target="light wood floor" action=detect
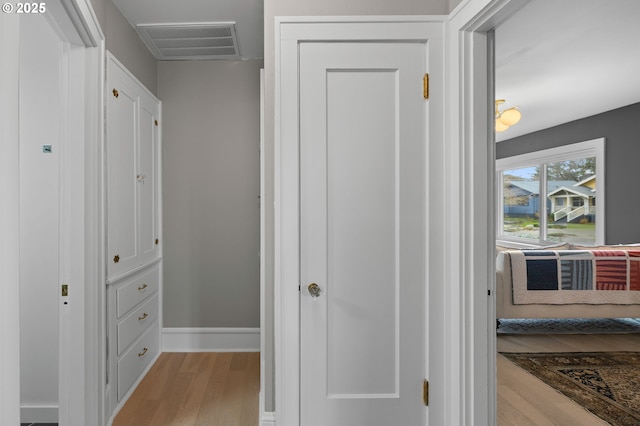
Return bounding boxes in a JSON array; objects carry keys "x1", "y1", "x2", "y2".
[
  {"x1": 497, "y1": 333, "x2": 640, "y2": 425},
  {"x1": 111, "y1": 337, "x2": 640, "y2": 426},
  {"x1": 112, "y1": 352, "x2": 259, "y2": 426}
]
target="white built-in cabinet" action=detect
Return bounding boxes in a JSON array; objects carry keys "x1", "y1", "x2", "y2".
[{"x1": 105, "y1": 52, "x2": 162, "y2": 419}]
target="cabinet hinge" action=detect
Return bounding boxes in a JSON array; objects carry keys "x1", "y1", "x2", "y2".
[
  {"x1": 155, "y1": 238, "x2": 159, "y2": 245},
  {"x1": 61, "y1": 284, "x2": 68, "y2": 297},
  {"x1": 423, "y1": 379, "x2": 429, "y2": 406},
  {"x1": 112, "y1": 88, "x2": 119, "y2": 98},
  {"x1": 423, "y1": 74, "x2": 429, "y2": 100},
  {"x1": 154, "y1": 120, "x2": 158, "y2": 126}
]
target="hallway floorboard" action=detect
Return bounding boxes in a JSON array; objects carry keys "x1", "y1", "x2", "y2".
[{"x1": 112, "y1": 352, "x2": 259, "y2": 426}]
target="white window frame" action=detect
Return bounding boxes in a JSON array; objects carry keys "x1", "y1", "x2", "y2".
[{"x1": 496, "y1": 138, "x2": 605, "y2": 246}]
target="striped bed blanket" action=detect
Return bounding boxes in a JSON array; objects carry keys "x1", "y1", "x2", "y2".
[{"x1": 509, "y1": 250, "x2": 640, "y2": 305}]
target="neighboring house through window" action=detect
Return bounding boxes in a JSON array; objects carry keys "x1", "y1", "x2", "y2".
[{"x1": 496, "y1": 138, "x2": 605, "y2": 246}]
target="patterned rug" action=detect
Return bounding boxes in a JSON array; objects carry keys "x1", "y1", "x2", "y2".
[
  {"x1": 501, "y1": 352, "x2": 640, "y2": 425},
  {"x1": 497, "y1": 317, "x2": 640, "y2": 335}
]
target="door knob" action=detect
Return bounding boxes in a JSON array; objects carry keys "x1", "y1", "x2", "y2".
[{"x1": 308, "y1": 283, "x2": 322, "y2": 298}]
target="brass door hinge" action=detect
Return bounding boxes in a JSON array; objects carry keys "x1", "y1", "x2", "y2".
[
  {"x1": 154, "y1": 120, "x2": 158, "y2": 126},
  {"x1": 423, "y1": 379, "x2": 429, "y2": 406},
  {"x1": 112, "y1": 88, "x2": 119, "y2": 98},
  {"x1": 423, "y1": 74, "x2": 429, "y2": 100}
]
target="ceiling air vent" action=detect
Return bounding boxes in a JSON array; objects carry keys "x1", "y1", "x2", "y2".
[{"x1": 136, "y1": 22, "x2": 240, "y2": 60}]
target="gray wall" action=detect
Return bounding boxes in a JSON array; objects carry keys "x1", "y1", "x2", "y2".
[
  {"x1": 497, "y1": 102, "x2": 640, "y2": 244},
  {"x1": 89, "y1": 0, "x2": 106, "y2": 32},
  {"x1": 159, "y1": 59, "x2": 262, "y2": 328},
  {"x1": 89, "y1": 0, "x2": 158, "y2": 94}
]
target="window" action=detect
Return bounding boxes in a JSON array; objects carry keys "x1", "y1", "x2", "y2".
[{"x1": 496, "y1": 138, "x2": 605, "y2": 246}]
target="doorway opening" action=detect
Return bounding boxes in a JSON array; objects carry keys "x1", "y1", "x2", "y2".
[
  {"x1": 491, "y1": 0, "x2": 640, "y2": 423},
  {"x1": 1, "y1": 3, "x2": 104, "y2": 424}
]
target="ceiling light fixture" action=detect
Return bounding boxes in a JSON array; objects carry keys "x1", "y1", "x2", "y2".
[{"x1": 495, "y1": 99, "x2": 521, "y2": 132}]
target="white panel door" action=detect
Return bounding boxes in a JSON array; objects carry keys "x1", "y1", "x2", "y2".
[{"x1": 300, "y1": 42, "x2": 428, "y2": 426}]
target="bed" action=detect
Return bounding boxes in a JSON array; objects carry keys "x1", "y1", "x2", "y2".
[{"x1": 496, "y1": 247, "x2": 640, "y2": 320}]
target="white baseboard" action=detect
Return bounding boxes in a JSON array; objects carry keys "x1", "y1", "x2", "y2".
[
  {"x1": 162, "y1": 327, "x2": 260, "y2": 352},
  {"x1": 261, "y1": 411, "x2": 276, "y2": 426},
  {"x1": 21, "y1": 405, "x2": 58, "y2": 423}
]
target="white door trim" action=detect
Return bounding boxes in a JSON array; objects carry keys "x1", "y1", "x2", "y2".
[
  {"x1": 49, "y1": 5, "x2": 106, "y2": 423},
  {"x1": 259, "y1": 67, "x2": 270, "y2": 422},
  {"x1": 0, "y1": 2, "x2": 105, "y2": 425},
  {"x1": 275, "y1": 16, "x2": 445, "y2": 426},
  {"x1": 447, "y1": 0, "x2": 529, "y2": 424}
]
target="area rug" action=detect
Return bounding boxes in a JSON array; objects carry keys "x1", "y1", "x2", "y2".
[
  {"x1": 497, "y1": 317, "x2": 640, "y2": 335},
  {"x1": 501, "y1": 352, "x2": 640, "y2": 425}
]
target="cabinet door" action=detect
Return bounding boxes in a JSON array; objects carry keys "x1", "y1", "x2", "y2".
[
  {"x1": 138, "y1": 93, "x2": 160, "y2": 265},
  {"x1": 107, "y1": 63, "x2": 139, "y2": 277},
  {"x1": 107, "y1": 56, "x2": 161, "y2": 279}
]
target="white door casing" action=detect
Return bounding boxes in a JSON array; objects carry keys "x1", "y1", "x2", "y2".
[
  {"x1": 446, "y1": 0, "x2": 529, "y2": 423},
  {"x1": 276, "y1": 17, "x2": 444, "y2": 425}
]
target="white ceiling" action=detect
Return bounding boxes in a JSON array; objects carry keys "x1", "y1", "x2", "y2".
[
  {"x1": 495, "y1": 0, "x2": 640, "y2": 142},
  {"x1": 112, "y1": 0, "x2": 639, "y2": 139},
  {"x1": 111, "y1": 0, "x2": 264, "y2": 60}
]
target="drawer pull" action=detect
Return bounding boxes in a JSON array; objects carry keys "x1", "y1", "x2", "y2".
[
  {"x1": 138, "y1": 347, "x2": 148, "y2": 357},
  {"x1": 138, "y1": 312, "x2": 149, "y2": 321},
  {"x1": 138, "y1": 283, "x2": 148, "y2": 291}
]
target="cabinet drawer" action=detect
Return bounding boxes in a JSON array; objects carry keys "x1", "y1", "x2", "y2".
[
  {"x1": 117, "y1": 294, "x2": 159, "y2": 356},
  {"x1": 116, "y1": 266, "x2": 159, "y2": 317},
  {"x1": 117, "y1": 323, "x2": 159, "y2": 401}
]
